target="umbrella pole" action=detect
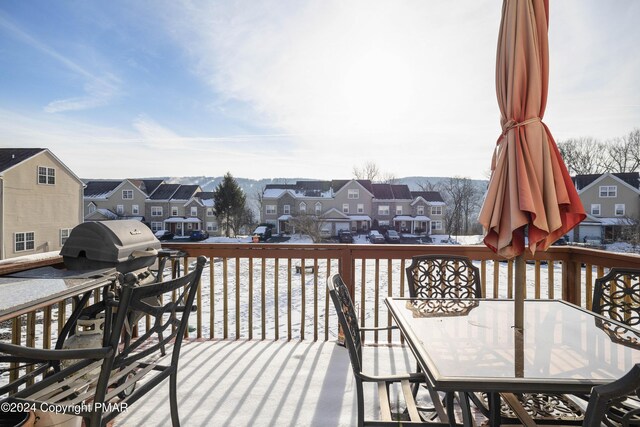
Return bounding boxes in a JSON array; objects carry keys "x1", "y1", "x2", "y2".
[{"x1": 514, "y1": 254, "x2": 525, "y2": 331}]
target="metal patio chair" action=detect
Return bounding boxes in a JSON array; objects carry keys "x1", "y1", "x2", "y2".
[
  {"x1": 590, "y1": 268, "x2": 640, "y2": 425},
  {"x1": 327, "y1": 273, "x2": 449, "y2": 426},
  {"x1": 0, "y1": 256, "x2": 206, "y2": 427},
  {"x1": 502, "y1": 364, "x2": 640, "y2": 426}
]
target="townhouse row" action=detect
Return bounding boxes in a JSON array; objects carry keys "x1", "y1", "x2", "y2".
[{"x1": 260, "y1": 179, "x2": 447, "y2": 236}]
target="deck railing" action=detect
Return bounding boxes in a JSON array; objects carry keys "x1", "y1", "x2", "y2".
[{"x1": 2, "y1": 243, "x2": 639, "y2": 357}]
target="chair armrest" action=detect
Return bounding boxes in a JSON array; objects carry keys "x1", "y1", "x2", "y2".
[
  {"x1": 358, "y1": 370, "x2": 425, "y2": 383},
  {"x1": 0, "y1": 342, "x2": 112, "y2": 361}
]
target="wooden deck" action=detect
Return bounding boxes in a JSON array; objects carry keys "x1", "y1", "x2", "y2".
[{"x1": 115, "y1": 339, "x2": 467, "y2": 426}]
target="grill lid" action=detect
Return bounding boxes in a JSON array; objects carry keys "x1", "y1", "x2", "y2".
[{"x1": 60, "y1": 220, "x2": 161, "y2": 269}]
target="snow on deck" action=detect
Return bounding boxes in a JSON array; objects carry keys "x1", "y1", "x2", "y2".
[{"x1": 114, "y1": 340, "x2": 472, "y2": 426}]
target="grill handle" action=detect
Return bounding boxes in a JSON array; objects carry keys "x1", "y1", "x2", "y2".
[{"x1": 130, "y1": 248, "x2": 159, "y2": 259}]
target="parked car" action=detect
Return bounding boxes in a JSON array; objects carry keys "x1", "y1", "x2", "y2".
[
  {"x1": 384, "y1": 230, "x2": 401, "y2": 243},
  {"x1": 338, "y1": 230, "x2": 354, "y2": 243},
  {"x1": 419, "y1": 236, "x2": 433, "y2": 244},
  {"x1": 253, "y1": 225, "x2": 272, "y2": 242},
  {"x1": 189, "y1": 230, "x2": 209, "y2": 241},
  {"x1": 367, "y1": 230, "x2": 385, "y2": 244},
  {"x1": 154, "y1": 230, "x2": 174, "y2": 241}
]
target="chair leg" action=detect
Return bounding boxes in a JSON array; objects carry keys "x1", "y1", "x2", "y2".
[{"x1": 170, "y1": 370, "x2": 180, "y2": 427}]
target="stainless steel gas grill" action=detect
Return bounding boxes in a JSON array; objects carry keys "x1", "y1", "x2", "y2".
[{"x1": 60, "y1": 220, "x2": 162, "y2": 286}]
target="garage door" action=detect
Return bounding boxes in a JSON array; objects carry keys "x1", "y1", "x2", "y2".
[{"x1": 334, "y1": 222, "x2": 350, "y2": 235}]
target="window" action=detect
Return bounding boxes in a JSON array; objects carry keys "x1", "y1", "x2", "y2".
[
  {"x1": 348, "y1": 189, "x2": 359, "y2": 199},
  {"x1": 151, "y1": 206, "x2": 163, "y2": 216},
  {"x1": 206, "y1": 222, "x2": 218, "y2": 231},
  {"x1": 591, "y1": 204, "x2": 601, "y2": 216},
  {"x1": 132, "y1": 205, "x2": 139, "y2": 215},
  {"x1": 299, "y1": 202, "x2": 307, "y2": 213},
  {"x1": 190, "y1": 206, "x2": 198, "y2": 216},
  {"x1": 15, "y1": 232, "x2": 35, "y2": 252},
  {"x1": 151, "y1": 222, "x2": 163, "y2": 232},
  {"x1": 283, "y1": 204, "x2": 291, "y2": 215},
  {"x1": 396, "y1": 206, "x2": 402, "y2": 215},
  {"x1": 315, "y1": 202, "x2": 322, "y2": 214},
  {"x1": 357, "y1": 204, "x2": 364, "y2": 214},
  {"x1": 266, "y1": 205, "x2": 276, "y2": 215},
  {"x1": 88, "y1": 204, "x2": 96, "y2": 214},
  {"x1": 60, "y1": 228, "x2": 71, "y2": 246},
  {"x1": 206, "y1": 208, "x2": 214, "y2": 217},
  {"x1": 431, "y1": 220, "x2": 443, "y2": 231},
  {"x1": 417, "y1": 206, "x2": 425, "y2": 216},
  {"x1": 343, "y1": 204, "x2": 349, "y2": 214},
  {"x1": 171, "y1": 206, "x2": 179, "y2": 216},
  {"x1": 38, "y1": 166, "x2": 55, "y2": 185},
  {"x1": 615, "y1": 204, "x2": 625, "y2": 216},
  {"x1": 378, "y1": 205, "x2": 389, "y2": 216},
  {"x1": 122, "y1": 189, "x2": 133, "y2": 200},
  {"x1": 378, "y1": 220, "x2": 389, "y2": 227},
  {"x1": 431, "y1": 206, "x2": 443, "y2": 215},
  {"x1": 116, "y1": 205, "x2": 124, "y2": 215},
  {"x1": 599, "y1": 185, "x2": 617, "y2": 198}
]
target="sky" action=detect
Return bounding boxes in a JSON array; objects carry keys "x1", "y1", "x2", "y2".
[{"x1": 0, "y1": 1, "x2": 638, "y2": 181}]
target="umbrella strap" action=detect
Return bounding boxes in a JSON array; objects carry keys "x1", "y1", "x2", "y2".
[{"x1": 491, "y1": 117, "x2": 542, "y2": 170}]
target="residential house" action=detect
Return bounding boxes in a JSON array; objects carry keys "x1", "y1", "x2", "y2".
[
  {"x1": 84, "y1": 179, "x2": 163, "y2": 221},
  {"x1": 184, "y1": 192, "x2": 220, "y2": 236},
  {"x1": 261, "y1": 179, "x2": 447, "y2": 236},
  {"x1": 146, "y1": 184, "x2": 202, "y2": 236},
  {"x1": 0, "y1": 148, "x2": 83, "y2": 260},
  {"x1": 410, "y1": 191, "x2": 446, "y2": 234},
  {"x1": 572, "y1": 172, "x2": 640, "y2": 243}
]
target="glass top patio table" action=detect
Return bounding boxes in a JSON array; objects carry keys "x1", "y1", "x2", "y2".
[{"x1": 385, "y1": 298, "x2": 640, "y2": 394}]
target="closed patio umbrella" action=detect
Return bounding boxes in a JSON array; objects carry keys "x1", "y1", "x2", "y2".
[{"x1": 478, "y1": 0, "x2": 586, "y2": 330}]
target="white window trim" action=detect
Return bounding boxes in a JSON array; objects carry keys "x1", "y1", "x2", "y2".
[
  {"x1": 299, "y1": 202, "x2": 307, "y2": 213},
  {"x1": 132, "y1": 205, "x2": 139, "y2": 215},
  {"x1": 122, "y1": 189, "x2": 134, "y2": 200},
  {"x1": 591, "y1": 204, "x2": 601, "y2": 216},
  {"x1": 431, "y1": 206, "x2": 442, "y2": 215},
  {"x1": 60, "y1": 228, "x2": 72, "y2": 246},
  {"x1": 284, "y1": 205, "x2": 291, "y2": 215},
  {"x1": 315, "y1": 202, "x2": 322, "y2": 214},
  {"x1": 266, "y1": 205, "x2": 277, "y2": 215},
  {"x1": 417, "y1": 206, "x2": 425, "y2": 215},
  {"x1": 206, "y1": 208, "x2": 215, "y2": 217},
  {"x1": 190, "y1": 206, "x2": 198, "y2": 216},
  {"x1": 151, "y1": 222, "x2": 163, "y2": 232},
  {"x1": 15, "y1": 231, "x2": 35, "y2": 252},
  {"x1": 342, "y1": 204, "x2": 349, "y2": 214},
  {"x1": 37, "y1": 166, "x2": 55, "y2": 185},
  {"x1": 116, "y1": 205, "x2": 124, "y2": 215},
  {"x1": 395, "y1": 206, "x2": 402, "y2": 215},
  {"x1": 348, "y1": 189, "x2": 359, "y2": 199},
  {"x1": 171, "y1": 206, "x2": 179, "y2": 216},
  {"x1": 378, "y1": 205, "x2": 390, "y2": 216},
  {"x1": 615, "y1": 204, "x2": 625, "y2": 216},
  {"x1": 151, "y1": 206, "x2": 163, "y2": 217},
  {"x1": 431, "y1": 220, "x2": 443, "y2": 231},
  {"x1": 599, "y1": 185, "x2": 617, "y2": 198}
]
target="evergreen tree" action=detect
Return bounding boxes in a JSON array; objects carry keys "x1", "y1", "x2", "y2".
[{"x1": 213, "y1": 172, "x2": 246, "y2": 237}]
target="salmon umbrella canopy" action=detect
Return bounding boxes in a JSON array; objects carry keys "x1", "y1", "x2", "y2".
[
  {"x1": 479, "y1": 0, "x2": 586, "y2": 331},
  {"x1": 479, "y1": 0, "x2": 585, "y2": 260}
]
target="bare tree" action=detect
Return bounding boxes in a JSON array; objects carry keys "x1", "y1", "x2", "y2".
[
  {"x1": 254, "y1": 186, "x2": 265, "y2": 222},
  {"x1": 380, "y1": 172, "x2": 398, "y2": 184},
  {"x1": 289, "y1": 214, "x2": 328, "y2": 243},
  {"x1": 557, "y1": 137, "x2": 610, "y2": 175},
  {"x1": 352, "y1": 161, "x2": 380, "y2": 181},
  {"x1": 440, "y1": 177, "x2": 481, "y2": 236},
  {"x1": 416, "y1": 180, "x2": 438, "y2": 192},
  {"x1": 608, "y1": 129, "x2": 640, "y2": 173}
]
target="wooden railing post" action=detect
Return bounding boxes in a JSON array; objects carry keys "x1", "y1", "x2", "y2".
[
  {"x1": 337, "y1": 246, "x2": 355, "y2": 345},
  {"x1": 562, "y1": 255, "x2": 581, "y2": 305}
]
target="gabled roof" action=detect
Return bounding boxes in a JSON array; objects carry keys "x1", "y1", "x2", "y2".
[
  {"x1": 172, "y1": 185, "x2": 200, "y2": 200},
  {"x1": 84, "y1": 180, "x2": 123, "y2": 198},
  {"x1": 574, "y1": 172, "x2": 640, "y2": 195},
  {"x1": 0, "y1": 148, "x2": 46, "y2": 173},
  {"x1": 573, "y1": 172, "x2": 639, "y2": 191},
  {"x1": 129, "y1": 179, "x2": 164, "y2": 196},
  {"x1": 331, "y1": 179, "x2": 373, "y2": 194},
  {"x1": 371, "y1": 183, "x2": 412, "y2": 200},
  {"x1": 411, "y1": 191, "x2": 445, "y2": 203},
  {"x1": 149, "y1": 183, "x2": 181, "y2": 200}
]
